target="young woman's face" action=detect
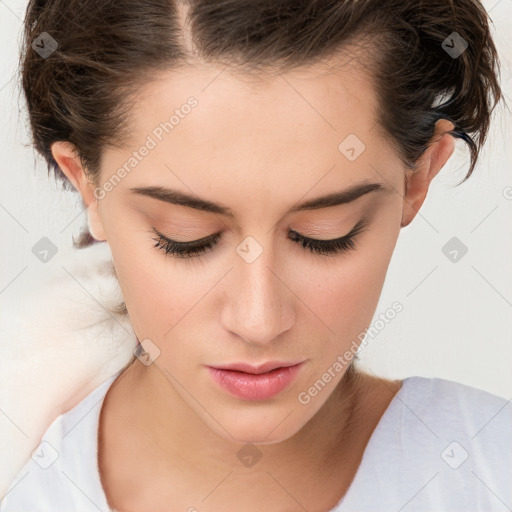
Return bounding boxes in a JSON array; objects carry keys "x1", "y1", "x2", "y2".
[{"x1": 95, "y1": 60, "x2": 407, "y2": 443}]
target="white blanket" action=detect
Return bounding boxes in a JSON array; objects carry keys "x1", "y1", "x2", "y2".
[{"x1": 0, "y1": 242, "x2": 137, "y2": 498}]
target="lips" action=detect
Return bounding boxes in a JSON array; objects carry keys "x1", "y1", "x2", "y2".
[
  {"x1": 207, "y1": 362, "x2": 305, "y2": 401},
  {"x1": 209, "y1": 360, "x2": 303, "y2": 375}
]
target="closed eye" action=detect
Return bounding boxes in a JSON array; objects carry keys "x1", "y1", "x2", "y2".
[{"x1": 150, "y1": 217, "x2": 368, "y2": 259}]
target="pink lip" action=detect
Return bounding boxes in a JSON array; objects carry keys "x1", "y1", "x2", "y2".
[
  {"x1": 210, "y1": 360, "x2": 303, "y2": 374},
  {"x1": 206, "y1": 361, "x2": 305, "y2": 401}
]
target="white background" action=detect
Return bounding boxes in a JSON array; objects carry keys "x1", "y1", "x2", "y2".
[{"x1": 1, "y1": 0, "x2": 511, "y2": 398}]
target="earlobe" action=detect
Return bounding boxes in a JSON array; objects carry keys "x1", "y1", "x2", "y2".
[
  {"x1": 87, "y1": 199, "x2": 107, "y2": 241},
  {"x1": 400, "y1": 167, "x2": 429, "y2": 228}
]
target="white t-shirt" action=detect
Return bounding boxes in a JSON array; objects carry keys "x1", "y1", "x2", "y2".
[{"x1": 1, "y1": 371, "x2": 511, "y2": 512}]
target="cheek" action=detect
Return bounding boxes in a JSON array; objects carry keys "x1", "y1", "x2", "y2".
[
  {"x1": 100, "y1": 217, "x2": 184, "y2": 340},
  {"x1": 106, "y1": 224, "x2": 224, "y2": 351},
  {"x1": 292, "y1": 225, "x2": 398, "y2": 345}
]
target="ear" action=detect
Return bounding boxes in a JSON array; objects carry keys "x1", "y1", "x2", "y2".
[
  {"x1": 50, "y1": 141, "x2": 107, "y2": 241},
  {"x1": 401, "y1": 119, "x2": 455, "y2": 228}
]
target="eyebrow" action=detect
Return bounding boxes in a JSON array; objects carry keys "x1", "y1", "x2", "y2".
[{"x1": 128, "y1": 181, "x2": 390, "y2": 217}]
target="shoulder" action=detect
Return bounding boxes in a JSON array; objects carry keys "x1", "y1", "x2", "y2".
[
  {"x1": 340, "y1": 374, "x2": 512, "y2": 511},
  {"x1": 353, "y1": 371, "x2": 511, "y2": 445},
  {"x1": 0, "y1": 371, "x2": 121, "y2": 512},
  {"x1": 400, "y1": 375, "x2": 511, "y2": 438},
  {"x1": 390, "y1": 376, "x2": 511, "y2": 509},
  {"x1": 392, "y1": 375, "x2": 512, "y2": 468}
]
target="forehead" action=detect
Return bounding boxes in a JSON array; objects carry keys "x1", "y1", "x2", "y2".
[
  {"x1": 103, "y1": 55, "x2": 399, "y2": 217},
  {"x1": 127, "y1": 54, "x2": 380, "y2": 146}
]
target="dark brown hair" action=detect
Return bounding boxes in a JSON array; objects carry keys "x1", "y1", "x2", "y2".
[{"x1": 19, "y1": 0, "x2": 505, "y2": 252}]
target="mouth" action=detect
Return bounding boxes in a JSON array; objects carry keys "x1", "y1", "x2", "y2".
[
  {"x1": 208, "y1": 360, "x2": 304, "y2": 375},
  {"x1": 206, "y1": 361, "x2": 305, "y2": 401}
]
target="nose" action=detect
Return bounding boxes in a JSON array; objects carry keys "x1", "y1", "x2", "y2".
[{"x1": 220, "y1": 247, "x2": 295, "y2": 346}]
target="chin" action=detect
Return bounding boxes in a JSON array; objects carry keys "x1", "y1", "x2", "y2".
[{"x1": 203, "y1": 409, "x2": 307, "y2": 446}]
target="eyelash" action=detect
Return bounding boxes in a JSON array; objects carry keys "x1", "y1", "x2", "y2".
[{"x1": 150, "y1": 218, "x2": 368, "y2": 260}]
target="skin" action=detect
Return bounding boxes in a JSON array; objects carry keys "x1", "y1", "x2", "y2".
[{"x1": 51, "y1": 55, "x2": 455, "y2": 511}]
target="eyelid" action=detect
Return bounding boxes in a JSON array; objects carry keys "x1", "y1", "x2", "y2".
[
  {"x1": 154, "y1": 217, "x2": 367, "y2": 245},
  {"x1": 290, "y1": 218, "x2": 358, "y2": 238},
  {"x1": 151, "y1": 227, "x2": 219, "y2": 244},
  {"x1": 290, "y1": 228, "x2": 350, "y2": 242},
  {"x1": 296, "y1": 216, "x2": 367, "y2": 237}
]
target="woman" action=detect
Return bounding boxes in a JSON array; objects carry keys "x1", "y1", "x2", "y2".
[{"x1": 2, "y1": 0, "x2": 509, "y2": 511}]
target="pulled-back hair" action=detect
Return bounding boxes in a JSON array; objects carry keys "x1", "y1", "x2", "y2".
[{"x1": 19, "y1": 0, "x2": 504, "y2": 253}]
